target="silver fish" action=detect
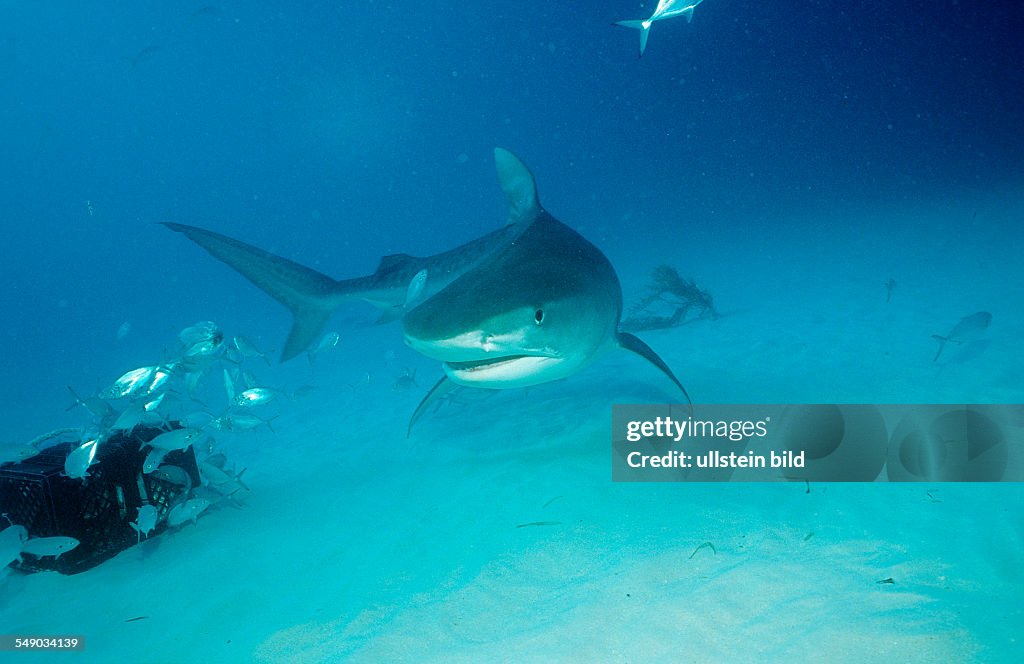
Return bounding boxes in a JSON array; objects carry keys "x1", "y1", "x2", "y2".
[
  {"x1": 101, "y1": 364, "x2": 175, "y2": 400},
  {"x1": 148, "y1": 428, "x2": 206, "y2": 451},
  {"x1": 0, "y1": 525, "x2": 28, "y2": 566},
  {"x1": 184, "y1": 336, "x2": 224, "y2": 357},
  {"x1": 66, "y1": 386, "x2": 115, "y2": 421},
  {"x1": 179, "y1": 321, "x2": 224, "y2": 357},
  {"x1": 143, "y1": 393, "x2": 166, "y2": 412},
  {"x1": 143, "y1": 446, "x2": 170, "y2": 474},
  {"x1": 145, "y1": 364, "x2": 175, "y2": 394},
  {"x1": 102, "y1": 366, "x2": 157, "y2": 399},
  {"x1": 306, "y1": 331, "x2": 340, "y2": 364},
  {"x1": 204, "y1": 452, "x2": 228, "y2": 469},
  {"x1": 64, "y1": 439, "x2": 99, "y2": 480},
  {"x1": 233, "y1": 387, "x2": 284, "y2": 408},
  {"x1": 180, "y1": 410, "x2": 215, "y2": 430},
  {"x1": 130, "y1": 505, "x2": 159, "y2": 542},
  {"x1": 21, "y1": 536, "x2": 80, "y2": 558},
  {"x1": 109, "y1": 403, "x2": 148, "y2": 432},
  {"x1": 209, "y1": 413, "x2": 272, "y2": 432},
  {"x1": 184, "y1": 369, "x2": 205, "y2": 401},
  {"x1": 233, "y1": 335, "x2": 271, "y2": 365},
  {"x1": 189, "y1": 485, "x2": 227, "y2": 504},
  {"x1": 150, "y1": 465, "x2": 192, "y2": 490},
  {"x1": 199, "y1": 461, "x2": 249, "y2": 491},
  {"x1": 932, "y1": 311, "x2": 992, "y2": 361},
  {"x1": 167, "y1": 498, "x2": 211, "y2": 527}
]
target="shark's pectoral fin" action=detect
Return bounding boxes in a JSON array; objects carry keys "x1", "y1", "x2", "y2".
[
  {"x1": 494, "y1": 148, "x2": 541, "y2": 226},
  {"x1": 163, "y1": 222, "x2": 343, "y2": 362},
  {"x1": 617, "y1": 332, "x2": 692, "y2": 410},
  {"x1": 408, "y1": 375, "x2": 460, "y2": 436}
]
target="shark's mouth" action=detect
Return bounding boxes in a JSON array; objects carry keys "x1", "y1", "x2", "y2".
[
  {"x1": 442, "y1": 354, "x2": 565, "y2": 388},
  {"x1": 444, "y1": 355, "x2": 534, "y2": 372}
]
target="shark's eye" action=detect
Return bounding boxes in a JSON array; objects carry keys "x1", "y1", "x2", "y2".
[{"x1": 534, "y1": 309, "x2": 545, "y2": 325}]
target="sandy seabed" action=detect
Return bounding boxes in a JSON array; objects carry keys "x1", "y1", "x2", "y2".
[{"x1": 2, "y1": 193, "x2": 1022, "y2": 663}]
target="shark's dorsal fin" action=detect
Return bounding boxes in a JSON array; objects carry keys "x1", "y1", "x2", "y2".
[
  {"x1": 617, "y1": 332, "x2": 693, "y2": 414},
  {"x1": 494, "y1": 147, "x2": 541, "y2": 226},
  {"x1": 408, "y1": 374, "x2": 460, "y2": 436}
]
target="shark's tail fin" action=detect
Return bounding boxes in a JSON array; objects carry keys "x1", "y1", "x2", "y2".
[
  {"x1": 614, "y1": 19, "x2": 652, "y2": 57},
  {"x1": 163, "y1": 223, "x2": 345, "y2": 362}
]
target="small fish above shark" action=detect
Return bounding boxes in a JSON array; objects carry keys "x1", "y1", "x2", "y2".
[
  {"x1": 164, "y1": 148, "x2": 691, "y2": 430},
  {"x1": 615, "y1": 0, "x2": 705, "y2": 57}
]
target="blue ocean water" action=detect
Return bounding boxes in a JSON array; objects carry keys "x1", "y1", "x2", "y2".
[{"x1": 1, "y1": 2, "x2": 1022, "y2": 661}]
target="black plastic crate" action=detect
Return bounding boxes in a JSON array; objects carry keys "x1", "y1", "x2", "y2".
[{"x1": 0, "y1": 425, "x2": 200, "y2": 575}]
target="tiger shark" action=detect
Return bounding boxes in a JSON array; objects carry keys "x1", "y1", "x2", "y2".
[
  {"x1": 615, "y1": 0, "x2": 705, "y2": 57},
  {"x1": 164, "y1": 148, "x2": 690, "y2": 429}
]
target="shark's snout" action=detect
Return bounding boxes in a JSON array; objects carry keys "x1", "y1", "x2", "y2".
[
  {"x1": 404, "y1": 329, "x2": 527, "y2": 362},
  {"x1": 403, "y1": 329, "x2": 570, "y2": 388}
]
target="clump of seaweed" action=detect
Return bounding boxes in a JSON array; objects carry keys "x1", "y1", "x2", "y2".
[{"x1": 620, "y1": 265, "x2": 719, "y2": 332}]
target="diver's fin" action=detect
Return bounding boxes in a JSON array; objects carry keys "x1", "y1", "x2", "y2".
[
  {"x1": 163, "y1": 223, "x2": 342, "y2": 362},
  {"x1": 494, "y1": 148, "x2": 541, "y2": 226},
  {"x1": 614, "y1": 20, "x2": 651, "y2": 57},
  {"x1": 408, "y1": 375, "x2": 459, "y2": 436},
  {"x1": 617, "y1": 332, "x2": 692, "y2": 411}
]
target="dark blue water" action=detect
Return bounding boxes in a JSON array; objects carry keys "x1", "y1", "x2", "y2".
[{"x1": 3, "y1": 4, "x2": 1021, "y2": 436}]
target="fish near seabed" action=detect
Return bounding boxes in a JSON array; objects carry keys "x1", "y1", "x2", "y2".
[
  {"x1": 21, "y1": 536, "x2": 79, "y2": 559},
  {"x1": 130, "y1": 505, "x2": 159, "y2": 542},
  {"x1": 932, "y1": 311, "x2": 991, "y2": 362},
  {"x1": 164, "y1": 148, "x2": 691, "y2": 429},
  {"x1": 0, "y1": 524, "x2": 29, "y2": 566},
  {"x1": 64, "y1": 438, "x2": 99, "y2": 480},
  {"x1": 167, "y1": 498, "x2": 211, "y2": 527}
]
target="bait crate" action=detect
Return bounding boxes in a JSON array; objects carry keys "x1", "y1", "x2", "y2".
[{"x1": 0, "y1": 425, "x2": 199, "y2": 575}]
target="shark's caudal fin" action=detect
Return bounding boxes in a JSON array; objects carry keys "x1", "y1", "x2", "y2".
[
  {"x1": 931, "y1": 334, "x2": 949, "y2": 362},
  {"x1": 618, "y1": 332, "x2": 693, "y2": 412},
  {"x1": 614, "y1": 19, "x2": 652, "y2": 57},
  {"x1": 163, "y1": 222, "x2": 342, "y2": 362}
]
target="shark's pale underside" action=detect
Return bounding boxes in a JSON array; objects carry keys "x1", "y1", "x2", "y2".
[{"x1": 164, "y1": 149, "x2": 691, "y2": 429}]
